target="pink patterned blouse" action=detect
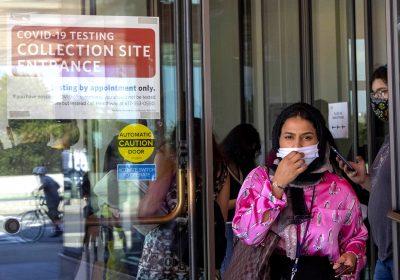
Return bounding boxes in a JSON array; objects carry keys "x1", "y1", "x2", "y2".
[{"x1": 232, "y1": 166, "x2": 368, "y2": 278}]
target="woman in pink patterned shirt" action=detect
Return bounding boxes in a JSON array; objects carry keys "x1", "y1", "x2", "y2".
[{"x1": 232, "y1": 103, "x2": 368, "y2": 280}]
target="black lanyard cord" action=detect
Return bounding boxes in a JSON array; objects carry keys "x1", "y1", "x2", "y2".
[{"x1": 291, "y1": 186, "x2": 317, "y2": 280}]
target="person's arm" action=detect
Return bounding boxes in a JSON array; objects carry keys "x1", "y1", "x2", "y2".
[
  {"x1": 232, "y1": 167, "x2": 287, "y2": 245},
  {"x1": 138, "y1": 150, "x2": 175, "y2": 217},
  {"x1": 359, "y1": 175, "x2": 371, "y2": 192},
  {"x1": 269, "y1": 151, "x2": 308, "y2": 199},
  {"x1": 226, "y1": 164, "x2": 239, "y2": 210},
  {"x1": 37, "y1": 176, "x2": 47, "y2": 191},
  {"x1": 334, "y1": 190, "x2": 368, "y2": 277},
  {"x1": 216, "y1": 174, "x2": 230, "y2": 222},
  {"x1": 228, "y1": 199, "x2": 236, "y2": 210},
  {"x1": 233, "y1": 151, "x2": 310, "y2": 244}
]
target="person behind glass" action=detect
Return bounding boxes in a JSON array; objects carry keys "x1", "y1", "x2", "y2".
[
  {"x1": 337, "y1": 65, "x2": 394, "y2": 280},
  {"x1": 136, "y1": 119, "x2": 230, "y2": 279},
  {"x1": 219, "y1": 123, "x2": 261, "y2": 273},
  {"x1": 33, "y1": 166, "x2": 63, "y2": 237},
  {"x1": 233, "y1": 103, "x2": 368, "y2": 279}
]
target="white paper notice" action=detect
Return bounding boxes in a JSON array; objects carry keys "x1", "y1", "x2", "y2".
[
  {"x1": 7, "y1": 14, "x2": 160, "y2": 119},
  {"x1": 328, "y1": 102, "x2": 349, "y2": 139}
]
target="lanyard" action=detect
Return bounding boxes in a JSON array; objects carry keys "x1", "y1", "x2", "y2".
[{"x1": 290, "y1": 186, "x2": 316, "y2": 280}]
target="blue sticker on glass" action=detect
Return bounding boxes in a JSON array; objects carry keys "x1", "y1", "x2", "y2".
[{"x1": 117, "y1": 164, "x2": 156, "y2": 181}]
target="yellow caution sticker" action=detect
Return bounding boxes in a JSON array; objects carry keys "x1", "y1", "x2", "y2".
[{"x1": 117, "y1": 124, "x2": 155, "y2": 163}]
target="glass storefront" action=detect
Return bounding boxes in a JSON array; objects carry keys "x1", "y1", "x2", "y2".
[
  {"x1": 0, "y1": 0, "x2": 398, "y2": 279},
  {"x1": 0, "y1": 1, "x2": 199, "y2": 279}
]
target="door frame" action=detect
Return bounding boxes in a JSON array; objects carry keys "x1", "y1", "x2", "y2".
[
  {"x1": 200, "y1": 0, "x2": 216, "y2": 278},
  {"x1": 385, "y1": 1, "x2": 400, "y2": 279}
]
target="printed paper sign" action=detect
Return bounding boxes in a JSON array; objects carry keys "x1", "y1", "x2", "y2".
[
  {"x1": 7, "y1": 14, "x2": 160, "y2": 119},
  {"x1": 117, "y1": 164, "x2": 156, "y2": 181},
  {"x1": 328, "y1": 102, "x2": 349, "y2": 139}
]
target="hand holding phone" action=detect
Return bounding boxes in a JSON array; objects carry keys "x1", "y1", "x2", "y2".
[
  {"x1": 332, "y1": 252, "x2": 357, "y2": 278},
  {"x1": 331, "y1": 147, "x2": 356, "y2": 173}
]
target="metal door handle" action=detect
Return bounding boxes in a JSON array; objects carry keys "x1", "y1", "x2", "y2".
[
  {"x1": 388, "y1": 210, "x2": 400, "y2": 223},
  {"x1": 83, "y1": 168, "x2": 186, "y2": 227},
  {"x1": 132, "y1": 168, "x2": 186, "y2": 224}
]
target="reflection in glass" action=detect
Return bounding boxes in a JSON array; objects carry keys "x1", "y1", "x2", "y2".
[
  {"x1": 263, "y1": 0, "x2": 301, "y2": 147},
  {"x1": 312, "y1": 0, "x2": 354, "y2": 157}
]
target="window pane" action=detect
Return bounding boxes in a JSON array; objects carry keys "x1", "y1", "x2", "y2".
[
  {"x1": 263, "y1": 0, "x2": 301, "y2": 148},
  {"x1": 0, "y1": 1, "x2": 183, "y2": 279},
  {"x1": 312, "y1": 0, "x2": 354, "y2": 157}
]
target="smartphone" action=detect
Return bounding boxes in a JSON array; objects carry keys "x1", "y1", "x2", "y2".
[
  {"x1": 334, "y1": 264, "x2": 353, "y2": 278},
  {"x1": 330, "y1": 146, "x2": 356, "y2": 173}
]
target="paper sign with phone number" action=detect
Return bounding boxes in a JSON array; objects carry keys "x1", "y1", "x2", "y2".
[{"x1": 7, "y1": 14, "x2": 160, "y2": 120}]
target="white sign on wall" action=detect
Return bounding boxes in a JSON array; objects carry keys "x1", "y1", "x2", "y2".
[
  {"x1": 328, "y1": 102, "x2": 349, "y2": 139},
  {"x1": 7, "y1": 14, "x2": 160, "y2": 119}
]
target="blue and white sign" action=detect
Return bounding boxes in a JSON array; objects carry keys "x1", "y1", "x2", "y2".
[{"x1": 117, "y1": 164, "x2": 156, "y2": 181}]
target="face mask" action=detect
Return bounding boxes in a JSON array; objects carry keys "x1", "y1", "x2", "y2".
[
  {"x1": 370, "y1": 97, "x2": 389, "y2": 122},
  {"x1": 277, "y1": 143, "x2": 319, "y2": 165}
]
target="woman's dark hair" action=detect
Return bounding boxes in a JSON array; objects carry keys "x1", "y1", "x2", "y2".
[
  {"x1": 170, "y1": 118, "x2": 225, "y2": 184},
  {"x1": 220, "y1": 123, "x2": 261, "y2": 176},
  {"x1": 271, "y1": 102, "x2": 332, "y2": 173},
  {"x1": 370, "y1": 65, "x2": 387, "y2": 87}
]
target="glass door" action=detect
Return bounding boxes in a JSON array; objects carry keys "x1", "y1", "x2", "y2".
[{"x1": 0, "y1": 0, "x2": 205, "y2": 279}]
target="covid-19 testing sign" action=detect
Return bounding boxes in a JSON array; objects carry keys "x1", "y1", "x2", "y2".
[{"x1": 7, "y1": 14, "x2": 160, "y2": 119}]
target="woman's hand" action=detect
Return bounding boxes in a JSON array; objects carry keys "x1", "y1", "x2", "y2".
[
  {"x1": 333, "y1": 252, "x2": 357, "y2": 277},
  {"x1": 271, "y1": 152, "x2": 308, "y2": 199},
  {"x1": 337, "y1": 156, "x2": 370, "y2": 191},
  {"x1": 273, "y1": 151, "x2": 308, "y2": 188}
]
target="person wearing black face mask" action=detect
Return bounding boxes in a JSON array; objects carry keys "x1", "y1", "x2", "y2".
[{"x1": 337, "y1": 65, "x2": 394, "y2": 280}]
